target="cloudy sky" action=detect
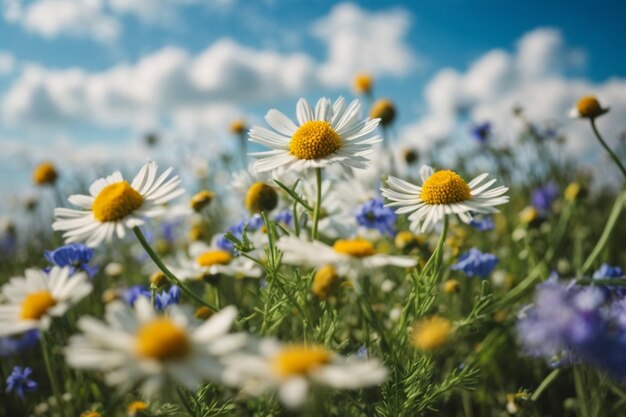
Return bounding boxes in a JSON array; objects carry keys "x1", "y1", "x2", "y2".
[{"x1": 0, "y1": 0, "x2": 625, "y2": 212}]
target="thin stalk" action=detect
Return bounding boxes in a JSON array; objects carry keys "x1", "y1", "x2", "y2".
[
  {"x1": 530, "y1": 368, "x2": 560, "y2": 401},
  {"x1": 591, "y1": 118, "x2": 626, "y2": 179},
  {"x1": 574, "y1": 367, "x2": 590, "y2": 417},
  {"x1": 41, "y1": 334, "x2": 67, "y2": 417},
  {"x1": 311, "y1": 168, "x2": 322, "y2": 240},
  {"x1": 133, "y1": 227, "x2": 217, "y2": 311},
  {"x1": 579, "y1": 190, "x2": 626, "y2": 275}
]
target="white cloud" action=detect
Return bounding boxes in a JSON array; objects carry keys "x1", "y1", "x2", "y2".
[
  {"x1": 313, "y1": 2, "x2": 417, "y2": 86},
  {"x1": 400, "y1": 27, "x2": 625, "y2": 161},
  {"x1": 0, "y1": 52, "x2": 15, "y2": 75},
  {"x1": 16, "y1": 0, "x2": 121, "y2": 42}
]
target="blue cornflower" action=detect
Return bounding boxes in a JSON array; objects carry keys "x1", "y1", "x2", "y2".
[
  {"x1": 451, "y1": 248, "x2": 498, "y2": 278},
  {"x1": 355, "y1": 346, "x2": 369, "y2": 359},
  {"x1": 355, "y1": 198, "x2": 396, "y2": 236},
  {"x1": 44, "y1": 243, "x2": 98, "y2": 277},
  {"x1": 531, "y1": 183, "x2": 559, "y2": 213},
  {"x1": 216, "y1": 216, "x2": 263, "y2": 252},
  {"x1": 470, "y1": 121, "x2": 491, "y2": 143},
  {"x1": 6, "y1": 366, "x2": 37, "y2": 400},
  {"x1": 593, "y1": 264, "x2": 623, "y2": 279},
  {"x1": 273, "y1": 210, "x2": 293, "y2": 226},
  {"x1": 0, "y1": 331, "x2": 40, "y2": 357},
  {"x1": 469, "y1": 215, "x2": 494, "y2": 231},
  {"x1": 517, "y1": 278, "x2": 626, "y2": 377},
  {"x1": 122, "y1": 285, "x2": 151, "y2": 306},
  {"x1": 155, "y1": 286, "x2": 182, "y2": 311}
]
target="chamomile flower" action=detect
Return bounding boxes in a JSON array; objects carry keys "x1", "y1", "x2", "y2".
[
  {"x1": 64, "y1": 299, "x2": 244, "y2": 398},
  {"x1": 222, "y1": 339, "x2": 387, "y2": 409},
  {"x1": 170, "y1": 241, "x2": 262, "y2": 281},
  {"x1": 381, "y1": 165, "x2": 509, "y2": 232},
  {"x1": 52, "y1": 161, "x2": 184, "y2": 247},
  {"x1": 276, "y1": 236, "x2": 416, "y2": 272},
  {"x1": 249, "y1": 97, "x2": 381, "y2": 172},
  {"x1": 0, "y1": 267, "x2": 92, "y2": 336}
]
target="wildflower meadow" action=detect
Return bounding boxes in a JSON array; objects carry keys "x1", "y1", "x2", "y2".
[{"x1": 1, "y1": 2, "x2": 626, "y2": 417}]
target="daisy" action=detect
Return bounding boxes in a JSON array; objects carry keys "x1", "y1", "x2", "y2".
[
  {"x1": 381, "y1": 165, "x2": 509, "y2": 232},
  {"x1": 52, "y1": 161, "x2": 184, "y2": 247},
  {"x1": 249, "y1": 97, "x2": 382, "y2": 172},
  {"x1": 222, "y1": 339, "x2": 388, "y2": 409},
  {"x1": 170, "y1": 241, "x2": 262, "y2": 281},
  {"x1": 64, "y1": 298, "x2": 245, "y2": 397},
  {"x1": 569, "y1": 95, "x2": 609, "y2": 119},
  {"x1": 0, "y1": 267, "x2": 92, "y2": 337},
  {"x1": 276, "y1": 236, "x2": 416, "y2": 272}
]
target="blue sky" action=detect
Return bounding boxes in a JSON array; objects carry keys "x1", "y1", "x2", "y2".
[{"x1": 0, "y1": 0, "x2": 625, "y2": 213}]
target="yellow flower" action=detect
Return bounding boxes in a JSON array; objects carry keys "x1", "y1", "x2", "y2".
[
  {"x1": 442, "y1": 279, "x2": 460, "y2": 294},
  {"x1": 149, "y1": 271, "x2": 166, "y2": 287},
  {"x1": 370, "y1": 99, "x2": 396, "y2": 126},
  {"x1": 570, "y1": 95, "x2": 609, "y2": 119},
  {"x1": 81, "y1": 411, "x2": 101, "y2": 417},
  {"x1": 127, "y1": 401, "x2": 149, "y2": 416},
  {"x1": 353, "y1": 73, "x2": 373, "y2": 95},
  {"x1": 245, "y1": 182, "x2": 278, "y2": 214},
  {"x1": 564, "y1": 182, "x2": 583, "y2": 202},
  {"x1": 411, "y1": 316, "x2": 452, "y2": 351},
  {"x1": 32, "y1": 162, "x2": 58, "y2": 186},
  {"x1": 190, "y1": 190, "x2": 215, "y2": 212},
  {"x1": 312, "y1": 264, "x2": 339, "y2": 299},
  {"x1": 230, "y1": 119, "x2": 247, "y2": 135},
  {"x1": 519, "y1": 206, "x2": 541, "y2": 226}
]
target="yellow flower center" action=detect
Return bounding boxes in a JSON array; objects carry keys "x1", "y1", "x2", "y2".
[
  {"x1": 80, "y1": 412, "x2": 101, "y2": 417},
  {"x1": 272, "y1": 345, "x2": 332, "y2": 377},
  {"x1": 92, "y1": 181, "x2": 144, "y2": 222},
  {"x1": 245, "y1": 182, "x2": 278, "y2": 213},
  {"x1": 411, "y1": 316, "x2": 452, "y2": 351},
  {"x1": 370, "y1": 99, "x2": 396, "y2": 125},
  {"x1": 420, "y1": 170, "x2": 471, "y2": 205},
  {"x1": 576, "y1": 96, "x2": 603, "y2": 118},
  {"x1": 33, "y1": 162, "x2": 58, "y2": 185},
  {"x1": 135, "y1": 318, "x2": 190, "y2": 361},
  {"x1": 196, "y1": 250, "x2": 232, "y2": 267},
  {"x1": 312, "y1": 264, "x2": 339, "y2": 299},
  {"x1": 333, "y1": 238, "x2": 376, "y2": 258},
  {"x1": 21, "y1": 291, "x2": 57, "y2": 320},
  {"x1": 353, "y1": 73, "x2": 373, "y2": 94},
  {"x1": 289, "y1": 121, "x2": 341, "y2": 160},
  {"x1": 190, "y1": 190, "x2": 215, "y2": 212},
  {"x1": 230, "y1": 119, "x2": 246, "y2": 135},
  {"x1": 127, "y1": 401, "x2": 149, "y2": 415}
]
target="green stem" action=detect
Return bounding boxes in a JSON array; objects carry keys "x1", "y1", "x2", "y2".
[
  {"x1": 41, "y1": 334, "x2": 67, "y2": 417},
  {"x1": 574, "y1": 367, "x2": 590, "y2": 417},
  {"x1": 311, "y1": 167, "x2": 322, "y2": 240},
  {"x1": 133, "y1": 227, "x2": 218, "y2": 311},
  {"x1": 530, "y1": 368, "x2": 560, "y2": 401},
  {"x1": 591, "y1": 118, "x2": 626, "y2": 179},
  {"x1": 579, "y1": 190, "x2": 626, "y2": 275}
]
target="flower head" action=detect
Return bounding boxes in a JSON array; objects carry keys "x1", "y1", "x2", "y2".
[
  {"x1": 230, "y1": 119, "x2": 247, "y2": 135},
  {"x1": 0, "y1": 267, "x2": 92, "y2": 336},
  {"x1": 469, "y1": 214, "x2": 494, "y2": 231},
  {"x1": 353, "y1": 73, "x2": 373, "y2": 95},
  {"x1": 6, "y1": 366, "x2": 37, "y2": 399},
  {"x1": 222, "y1": 339, "x2": 387, "y2": 409},
  {"x1": 451, "y1": 248, "x2": 498, "y2": 278},
  {"x1": 470, "y1": 121, "x2": 491, "y2": 143},
  {"x1": 411, "y1": 316, "x2": 452, "y2": 351},
  {"x1": 531, "y1": 183, "x2": 559, "y2": 213},
  {"x1": 44, "y1": 243, "x2": 97, "y2": 277},
  {"x1": 249, "y1": 97, "x2": 381, "y2": 172},
  {"x1": 569, "y1": 95, "x2": 609, "y2": 119},
  {"x1": 65, "y1": 299, "x2": 245, "y2": 397},
  {"x1": 190, "y1": 190, "x2": 215, "y2": 212},
  {"x1": 33, "y1": 162, "x2": 58, "y2": 186},
  {"x1": 381, "y1": 165, "x2": 509, "y2": 232},
  {"x1": 369, "y1": 99, "x2": 396, "y2": 126},
  {"x1": 53, "y1": 161, "x2": 184, "y2": 247},
  {"x1": 355, "y1": 198, "x2": 396, "y2": 236}
]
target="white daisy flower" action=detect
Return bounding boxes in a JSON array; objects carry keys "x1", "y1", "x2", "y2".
[
  {"x1": 0, "y1": 267, "x2": 92, "y2": 337},
  {"x1": 276, "y1": 236, "x2": 416, "y2": 272},
  {"x1": 52, "y1": 161, "x2": 184, "y2": 247},
  {"x1": 170, "y1": 241, "x2": 262, "y2": 281},
  {"x1": 222, "y1": 339, "x2": 388, "y2": 409},
  {"x1": 249, "y1": 97, "x2": 382, "y2": 172},
  {"x1": 381, "y1": 165, "x2": 509, "y2": 232},
  {"x1": 64, "y1": 298, "x2": 244, "y2": 397}
]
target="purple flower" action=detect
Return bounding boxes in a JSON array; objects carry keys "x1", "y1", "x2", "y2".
[
  {"x1": 122, "y1": 285, "x2": 151, "y2": 306},
  {"x1": 355, "y1": 198, "x2": 396, "y2": 236},
  {"x1": 273, "y1": 210, "x2": 293, "y2": 226},
  {"x1": 6, "y1": 366, "x2": 37, "y2": 400},
  {"x1": 0, "y1": 331, "x2": 40, "y2": 357},
  {"x1": 531, "y1": 183, "x2": 559, "y2": 212},
  {"x1": 469, "y1": 215, "x2": 494, "y2": 231},
  {"x1": 470, "y1": 121, "x2": 491, "y2": 143},
  {"x1": 451, "y1": 248, "x2": 498, "y2": 278},
  {"x1": 155, "y1": 286, "x2": 182, "y2": 311},
  {"x1": 593, "y1": 264, "x2": 623, "y2": 279},
  {"x1": 44, "y1": 243, "x2": 98, "y2": 277}
]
